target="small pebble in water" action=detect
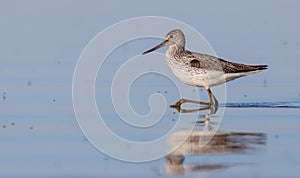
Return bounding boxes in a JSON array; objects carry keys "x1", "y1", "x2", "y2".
[
  {"x1": 172, "y1": 112, "x2": 176, "y2": 115},
  {"x1": 2, "y1": 92, "x2": 6, "y2": 101},
  {"x1": 157, "y1": 91, "x2": 161, "y2": 93},
  {"x1": 244, "y1": 94, "x2": 247, "y2": 97},
  {"x1": 52, "y1": 99, "x2": 56, "y2": 102},
  {"x1": 11, "y1": 122, "x2": 15, "y2": 126},
  {"x1": 283, "y1": 41, "x2": 288, "y2": 46},
  {"x1": 172, "y1": 119, "x2": 175, "y2": 121},
  {"x1": 164, "y1": 91, "x2": 168, "y2": 94},
  {"x1": 263, "y1": 79, "x2": 267, "y2": 87},
  {"x1": 29, "y1": 126, "x2": 33, "y2": 130},
  {"x1": 2, "y1": 125, "x2": 6, "y2": 128}
]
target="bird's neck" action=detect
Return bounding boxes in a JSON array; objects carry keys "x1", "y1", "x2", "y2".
[{"x1": 166, "y1": 44, "x2": 185, "y2": 59}]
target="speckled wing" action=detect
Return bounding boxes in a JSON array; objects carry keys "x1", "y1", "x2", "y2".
[
  {"x1": 188, "y1": 52, "x2": 268, "y2": 73},
  {"x1": 218, "y1": 58, "x2": 268, "y2": 73}
]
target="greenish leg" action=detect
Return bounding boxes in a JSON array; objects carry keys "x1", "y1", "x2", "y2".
[
  {"x1": 170, "y1": 88, "x2": 219, "y2": 108},
  {"x1": 207, "y1": 88, "x2": 219, "y2": 106},
  {"x1": 170, "y1": 98, "x2": 211, "y2": 108}
]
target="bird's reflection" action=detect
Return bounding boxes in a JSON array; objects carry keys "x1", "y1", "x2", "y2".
[
  {"x1": 166, "y1": 131, "x2": 266, "y2": 176},
  {"x1": 165, "y1": 100, "x2": 267, "y2": 176}
]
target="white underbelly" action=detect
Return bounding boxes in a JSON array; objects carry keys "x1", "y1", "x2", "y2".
[{"x1": 166, "y1": 58, "x2": 226, "y2": 88}]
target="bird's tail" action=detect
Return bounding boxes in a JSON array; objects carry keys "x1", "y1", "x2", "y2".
[
  {"x1": 237, "y1": 64, "x2": 268, "y2": 73},
  {"x1": 251, "y1": 65, "x2": 268, "y2": 71}
]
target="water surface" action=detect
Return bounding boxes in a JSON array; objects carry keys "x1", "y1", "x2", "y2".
[{"x1": 1, "y1": 1, "x2": 300, "y2": 177}]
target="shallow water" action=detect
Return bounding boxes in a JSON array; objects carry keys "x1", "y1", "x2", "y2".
[
  {"x1": 1, "y1": 79, "x2": 300, "y2": 177},
  {"x1": 1, "y1": 1, "x2": 300, "y2": 177}
]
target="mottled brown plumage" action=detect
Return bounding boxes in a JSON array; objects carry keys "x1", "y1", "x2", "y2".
[{"x1": 188, "y1": 55, "x2": 268, "y2": 74}]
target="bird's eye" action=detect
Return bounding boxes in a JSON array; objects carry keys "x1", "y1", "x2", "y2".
[{"x1": 169, "y1": 35, "x2": 174, "y2": 38}]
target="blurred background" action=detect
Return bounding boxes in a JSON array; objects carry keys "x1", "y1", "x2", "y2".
[{"x1": 0, "y1": 0, "x2": 300, "y2": 177}]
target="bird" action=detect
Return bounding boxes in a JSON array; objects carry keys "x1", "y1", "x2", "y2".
[{"x1": 142, "y1": 29, "x2": 267, "y2": 107}]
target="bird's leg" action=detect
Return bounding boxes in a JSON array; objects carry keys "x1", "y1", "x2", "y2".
[
  {"x1": 170, "y1": 88, "x2": 219, "y2": 108},
  {"x1": 207, "y1": 88, "x2": 219, "y2": 106},
  {"x1": 170, "y1": 98, "x2": 211, "y2": 108},
  {"x1": 174, "y1": 105, "x2": 211, "y2": 113}
]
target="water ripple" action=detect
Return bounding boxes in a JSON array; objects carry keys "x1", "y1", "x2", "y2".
[{"x1": 222, "y1": 101, "x2": 300, "y2": 109}]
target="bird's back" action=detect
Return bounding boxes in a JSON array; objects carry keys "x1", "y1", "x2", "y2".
[
  {"x1": 187, "y1": 52, "x2": 268, "y2": 83},
  {"x1": 186, "y1": 52, "x2": 267, "y2": 73},
  {"x1": 166, "y1": 49, "x2": 268, "y2": 87}
]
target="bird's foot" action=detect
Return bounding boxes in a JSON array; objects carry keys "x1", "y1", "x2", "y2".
[
  {"x1": 170, "y1": 99, "x2": 185, "y2": 108},
  {"x1": 170, "y1": 98, "x2": 220, "y2": 109}
]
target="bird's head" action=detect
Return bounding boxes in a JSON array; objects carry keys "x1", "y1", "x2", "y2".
[{"x1": 142, "y1": 29, "x2": 185, "y2": 55}]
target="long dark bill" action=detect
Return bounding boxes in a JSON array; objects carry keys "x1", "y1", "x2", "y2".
[{"x1": 142, "y1": 40, "x2": 168, "y2": 55}]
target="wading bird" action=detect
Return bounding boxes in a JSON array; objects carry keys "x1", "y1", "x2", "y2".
[{"x1": 143, "y1": 29, "x2": 267, "y2": 107}]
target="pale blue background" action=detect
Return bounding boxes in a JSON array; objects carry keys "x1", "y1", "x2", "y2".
[{"x1": 0, "y1": 0, "x2": 300, "y2": 177}]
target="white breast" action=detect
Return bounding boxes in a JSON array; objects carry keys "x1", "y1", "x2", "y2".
[{"x1": 165, "y1": 56, "x2": 226, "y2": 88}]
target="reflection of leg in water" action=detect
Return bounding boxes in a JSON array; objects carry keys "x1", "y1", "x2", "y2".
[{"x1": 196, "y1": 114, "x2": 213, "y2": 131}]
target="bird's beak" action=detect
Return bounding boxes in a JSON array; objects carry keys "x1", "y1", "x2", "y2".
[{"x1": 142, "y1": 40, "x2": 168, "y2": 55}]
